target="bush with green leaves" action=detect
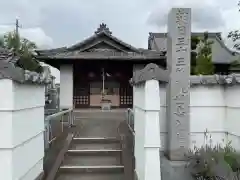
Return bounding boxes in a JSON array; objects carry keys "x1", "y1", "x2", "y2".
[
  {"x1": 194, "y1": 32, "x2": 215, "y2": 75},
  {"x1": 0, "y1": 30, "x2": 42, "y2": 73},
  {"x1": 186, "y1": 130, "x2": 240, "y2": 180}
]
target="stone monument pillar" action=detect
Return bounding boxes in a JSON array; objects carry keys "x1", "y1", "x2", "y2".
[{"x1": 166, "y1": 8, "x2": 191, "y2": 161}]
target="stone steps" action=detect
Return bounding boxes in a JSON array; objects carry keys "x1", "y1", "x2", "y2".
[
  {"x1": 55, "y1": 136, "x2": 124, "y2": 180},
  {"x1": 55, "y1": 172, "x2": 124, "y2": 180},
  {"x1": 53, "y1": 110, "x2": 126, "y2": 180}
]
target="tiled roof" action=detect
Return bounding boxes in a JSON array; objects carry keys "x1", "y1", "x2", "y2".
[
  {"x1": 148, "y1": 32, "x2": 239, "y2": 61},
  {"x1": 131, "y1": 63, "x2": 240, "y2": 85},
  {"x1": 0, "y1": 47, "x2": 19, "y2": 64},
  {"x1": 35, "y1": 23, "x2": 146, "y2": 60}
]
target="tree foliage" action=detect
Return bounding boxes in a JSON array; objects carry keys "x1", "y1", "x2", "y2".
[
  {"x1": 191, "y1": 36, "x2": 201, "y2": 75},
  {"x1": 0, "y1": 30, "x2": 42, "y2": 73},
  {"x1": 228, "y1": 1, "x2": 240, "y2": 50},
  {"x1": 194, "y1": 32, "x2": 215, "y2": 75}
]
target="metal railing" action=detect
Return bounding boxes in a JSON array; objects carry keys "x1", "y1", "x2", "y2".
[
  {"x1": 44, "y1": 108, "x2": 75, "y2": 150},
  {"x1": 43, "y1": 108, "x2": 75, "y2": 178},
  {"x1": 126, "y1": 108, "x2": 134, "y2": 132},
  {"x1": 117, "y1": 108, "x2": 135, "y2": 180}
]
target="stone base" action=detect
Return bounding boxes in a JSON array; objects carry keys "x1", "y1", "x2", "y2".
[
  {"x1": 101, "y1": 103, "x2": 112, "y2": 110},
  {"x1": 161, "y1": 155, "x2": 193, "y2": 180}
]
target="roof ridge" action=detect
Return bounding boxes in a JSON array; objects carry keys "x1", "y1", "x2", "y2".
[
  {"x1": 67, "y1": 30, "x2": 140, "y2": 53},
  {"x1": 149, "y1": 32, "x2": 221, "y2": 38}
]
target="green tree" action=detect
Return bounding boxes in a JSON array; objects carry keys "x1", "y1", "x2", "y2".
[
  {"x1": 228, "y1": 1, "x2": 240, "y2": 50},
  {"x1": 0, "y1": 30, "x2": 42, "y2": 73},
  {"x1": 194, "y1": 32, "x2": 215, "y2": 75},
  {"x1": 0, "y1": 36, "x2": 4, "y2": 47},
  {"x1": 191, "y1": 36, "x2": 200, "y2": 74}
]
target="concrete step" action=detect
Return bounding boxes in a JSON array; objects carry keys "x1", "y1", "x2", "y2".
[
  {"x1": 58, "y1": 165, "x2": 124, "y2": 174},
  {"x1": 70, "y1": 141, "x2": 121, "y2": 150},
  {"x1": 63, "y1": 152, "x2": 122, "y2": 167},
  {"x1": 67, "y1": 149, "x2": 122, "y2": 156},
  {"x1": 71, "y1": 137, "x2": 121, "y2": 150},
  {"x1": 72, "y1": 137, "x2": 120, "y2": 143},
  {"x1": 56, "y1": 172, "x2": 124, "y2": 180}
]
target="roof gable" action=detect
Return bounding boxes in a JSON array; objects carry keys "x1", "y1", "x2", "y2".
[{"x1": 68, "y1": 23, "x2": 140, "y2": 53}]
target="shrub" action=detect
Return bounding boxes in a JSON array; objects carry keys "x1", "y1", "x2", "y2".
[{"x1": 186, "y1": 131, "x2": 240, "y2": 180}]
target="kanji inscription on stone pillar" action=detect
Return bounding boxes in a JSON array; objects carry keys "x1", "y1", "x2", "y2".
[{"x1": 166, "y1": 8, "x2": 191, "y2": 161}]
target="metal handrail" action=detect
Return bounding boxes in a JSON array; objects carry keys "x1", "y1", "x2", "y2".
[
  {"x1": 126, "y1": 108, "x2": 134, "y2": 133},
  {"x1": 119, "y1": 108, "x2": 135, "y2": 180},
  {"x1": 45, "y1": 108, "x2": 73, "y2": 121},
  {"x1": 44, "y1": 108, "x2": 75, "y2": 150}
]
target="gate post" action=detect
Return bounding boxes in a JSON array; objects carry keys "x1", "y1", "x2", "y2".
[
  {"x1": 131, "y1": 63, "x2": 168, "y2": 180},
  {"x1": 0, "y1": 51, "x2": 51, "y2": 180}
]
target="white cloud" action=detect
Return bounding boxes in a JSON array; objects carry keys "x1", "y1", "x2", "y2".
[
  {"x1": 1, "y1": 0, "x2": 240, "y2": 49},
  {"x1": 0, "y1": 0, "x2": 239, "y2": 80},
  {"x1": 0, "y1": 0, "x2": 239, "y2": 54},
  {"x1": 20, "y1": 27, "x2": 53, "y2": 48},
  {"x1": 0, "y1": 25, "x2": 53, "y2": 48},
  {"x1": 148, "y1": 0, "x2": 226, "y2": 32}
]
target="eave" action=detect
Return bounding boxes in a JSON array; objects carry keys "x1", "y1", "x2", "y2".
[{"x1": 35, "y1": 51, "x2": 166, "y2": 69}]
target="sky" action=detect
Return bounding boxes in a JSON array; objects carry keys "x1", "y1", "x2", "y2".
[{"x1": 0, "y1": 0, "x2": 240, "y2": 82}]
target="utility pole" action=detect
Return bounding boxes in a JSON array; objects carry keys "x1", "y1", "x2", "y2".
[
  {"x1": 15, "y1": 18, "x2": 22, "y2": 36},
  {"x1": 14, "y1": 18, "x2": 22, "y2": 54}
]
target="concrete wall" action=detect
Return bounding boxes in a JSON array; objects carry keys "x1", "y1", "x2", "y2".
[
  {"x1": 133, "y1": 82, "x2": 240, "y2": 151},
  {"x1": 157, "y1": 84, "x2": 240, "y2": 151},
  {"x1": 60, "y1": 64, "x2": 73, "y2": 109},
  {"x1": 0, "y1": 79, "x2": 45, "y2": 180}
]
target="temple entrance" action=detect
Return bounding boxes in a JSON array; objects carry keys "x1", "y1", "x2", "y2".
[
  {"x1": 89, "y1": 81, "x2": 120, "y2": 107},
  {"x1": 73, "y1": 61, "x2": 133, "y2": 109}
]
